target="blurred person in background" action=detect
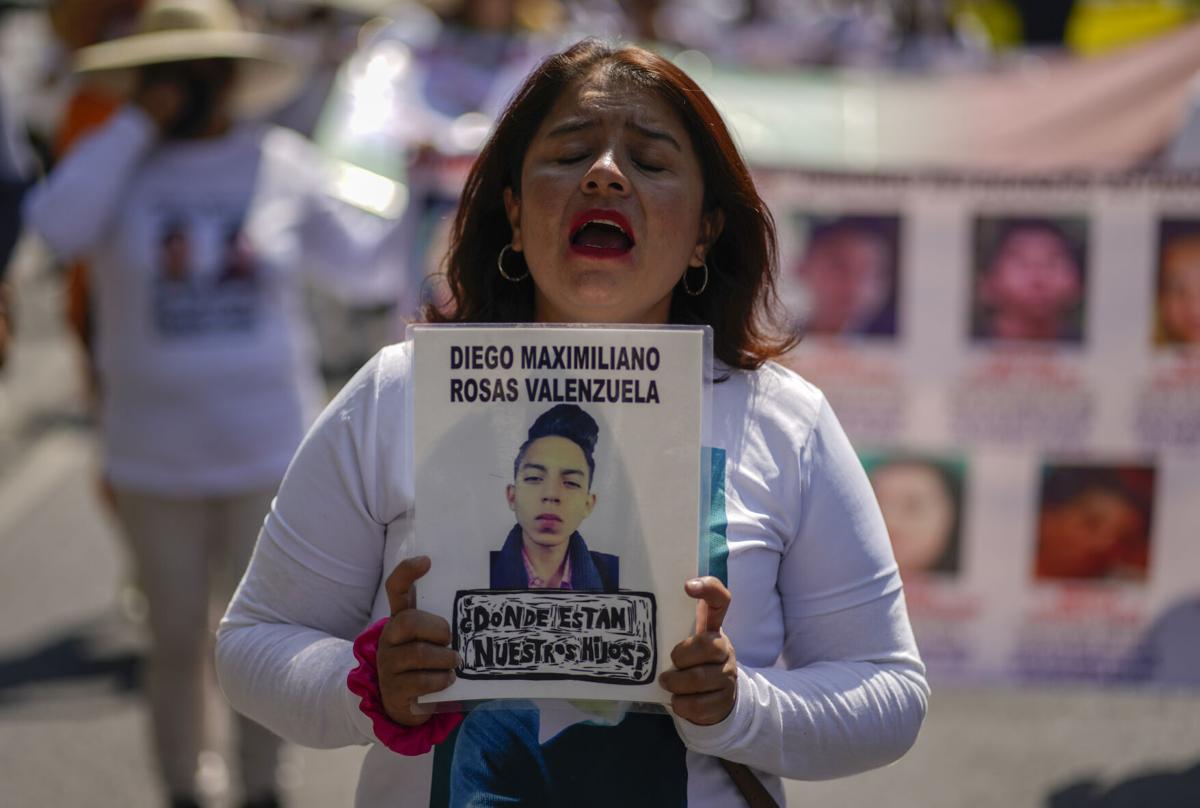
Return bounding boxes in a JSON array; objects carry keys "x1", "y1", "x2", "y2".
[
  {"x1": 1155, "y1": 222, "x2": 1200, "y2": 347},
  {"x1": 246, "y1": 0, "x2": 426, "y2": 384},
  {"x1": 22, "y1": 1, "x2": 407, "y2": 805},
  {"x1": 0, "y1": 1, "x2": 43, "y2": 369},
  {"x1": 369, "y1": 0, "x2": 564, "y2": 150},
  {"x1": 972, "y1": 218, "x2": 1086, "y2": 344},
  {"x1": 42, "y1": 0, "x2": 146, "y2": 401},
  {"x1": 868, "y1": 455, "x2": 963, "y2": 578},
  {"x1": 246, "y1": 0, "x2": 416, "y2": 137},
  {"x1": 321, "y1": 0, "x2": 564, "y2": 322},
  {"x1": 0, "y1": 83, "x2": 31, "y2": 368}
]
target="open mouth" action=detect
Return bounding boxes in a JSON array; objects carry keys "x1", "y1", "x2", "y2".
[{"x1": 570, "y1": 209, "x2": 635, "y2": 257}]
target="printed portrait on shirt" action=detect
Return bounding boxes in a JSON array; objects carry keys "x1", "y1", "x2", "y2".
[
  {"x1": 778, "y1": 212, "x2": 902, "y2": 339},
  {"x1": 492, "y1": 403, "x2": 619, "y2": 592},
  {"x1": 862, "y1": 452, "x2": 966, "y2": 578},
  {"x1": 1033, "y1": 462, "x2": 1155, "y2": 583},
  {"x1": 152, "y1": 208, "x2": 263, "y2": 339},
  {"x1": 970, "y1": 215, "x2": 1089, "y2": 345},
  {"x1": 1153, "y1": 218, "x2": 1200, "y2": 348},
  {"x1": 159, "y1": 218, "x2": 192, "y2": 283},
  {"x1": 217, "y1": 221, "x2": 259, "y2": 285}
]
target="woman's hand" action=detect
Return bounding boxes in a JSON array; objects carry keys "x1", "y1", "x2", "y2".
[
  {"x1": 659, "y1": 576, "x2": 738, "y2": 726},
  {"x1": 377, "y1": 556, "x2": 460, "y2": 726}
]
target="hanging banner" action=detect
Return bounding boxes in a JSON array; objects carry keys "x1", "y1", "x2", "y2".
[
  {"x1": 758, "y1": 168, "x2": 1200, "y2": 687},
  {"x1": 409, "y1": 324, "x2": 708, "y2": 704},
  {"x1": 693, "y1": 22, "x2": 1200, "y2": 173},
  {"x1": 319, "y1": 22, "x2": 1200, "y2": 179}
]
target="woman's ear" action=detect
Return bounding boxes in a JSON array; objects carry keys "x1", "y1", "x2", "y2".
[
  {"x1": 503, "y1": 187, "x2": 524, "y2": 252},
  {"x1": 690, "y1": 206, "x2": 726, "y2": 267}
]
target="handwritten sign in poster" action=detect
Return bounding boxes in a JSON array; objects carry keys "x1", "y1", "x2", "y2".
[
  {"x1": 411, "y1": 325, "x2": 707, "y2": 704},
  {"x1": 453, "y1": 590, "x2": 657, "y2": 684}
]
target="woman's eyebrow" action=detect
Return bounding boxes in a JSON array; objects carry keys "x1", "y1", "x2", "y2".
[
  {"x1": 544, "y1": 117, "x2": 595, "y2": 139},
  {"x1": 543, "y1": 117, "x2": 682, "y2": 152},
  {"x1": 627, "y1": 121, "x2": 681, "y2": 151}
]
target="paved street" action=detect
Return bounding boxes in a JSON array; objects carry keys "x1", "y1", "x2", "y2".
[{"x1": 2, "y1": 244, "x2": 1198, "y2": 807}]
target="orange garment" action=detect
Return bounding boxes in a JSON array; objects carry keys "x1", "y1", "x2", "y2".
[{"x1": 54, "y1": 84, "x2": 122, "y2": 157}]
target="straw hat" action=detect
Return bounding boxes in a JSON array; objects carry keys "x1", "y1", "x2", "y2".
[
  {"x1": 295, "y1": 0, "x2": 398, "y2": 16},
  {"x1": 73, "y1": 0, "x2": 304, "y2": 117},
  {"x1": 253, "y1": 0, "x2": 402, "y2": 19}
]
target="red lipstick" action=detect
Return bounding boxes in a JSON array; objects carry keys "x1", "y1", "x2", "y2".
[{"x1": 569, "y1": 208, "x2": 636, "y2": 258}]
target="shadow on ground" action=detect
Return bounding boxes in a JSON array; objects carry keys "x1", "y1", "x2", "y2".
[
  {"x1": 0, "y1": 609, "x2": 143, "y2": 716},
  {"x1": 1048, "y1": 761, "x2": 1200, "y2": 808}
]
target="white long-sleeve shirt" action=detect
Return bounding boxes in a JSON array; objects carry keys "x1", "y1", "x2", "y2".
[
  {"x1": 216, "y1": 341, "x2": 928, "y2": 806},
  {"x1": 24, "y1": 107, "x2": 407, "y2": 495}
]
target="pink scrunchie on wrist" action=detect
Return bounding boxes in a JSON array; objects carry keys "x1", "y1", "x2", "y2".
[{"x1": 346, "y1": 617, "x2": 464, "y2": 755}]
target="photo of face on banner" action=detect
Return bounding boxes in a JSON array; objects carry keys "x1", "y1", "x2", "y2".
[
  {"x1": 1034, "y1": 463, "x2": 1156, "y2": 583},
  {"x1": 862, "y1": 453, "x2": 965, "y2": 578},
  {"x1": 971, "y1": 216, "x2": 1088, "y2": 344},
  {"x1": 1154, "y1": 219, "x2": 1200, "y2": 346},
  {"x1": 780, "y1": 214, "x2": 902, "y2": 338},
  {"x1": 492, "y1": 404, "x2": 620, "y2": 592}
]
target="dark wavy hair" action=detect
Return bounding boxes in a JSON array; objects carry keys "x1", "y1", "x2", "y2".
[
  {"x1": 425, "y1": 38, "x2": 797, "y2": 370},
  {"x1": 513, "y1": 404, "x2": 599, "y2": 486}
]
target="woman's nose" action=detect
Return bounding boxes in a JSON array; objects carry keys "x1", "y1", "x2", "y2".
[{"x1": 581, "y1": 150, "x2": 628, "y2": 196}]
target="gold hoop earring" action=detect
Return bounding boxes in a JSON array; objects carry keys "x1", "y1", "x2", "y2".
[
  {"x1": 682, "y1": 261, "x2": 708, "y2": 296},
  {"x1": 497, "y1": 244, "x2": 529, "y2": 283}
]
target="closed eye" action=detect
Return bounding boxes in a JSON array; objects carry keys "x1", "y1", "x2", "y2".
[
  {"x1": 556, "y1": 154, "x2": 589, "y2": 165},
  {"x1": 634, "y1": 159, "x2": 665, "y2": 173}
]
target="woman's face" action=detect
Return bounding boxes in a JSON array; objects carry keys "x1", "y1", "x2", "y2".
[
  {"x1": 504, "y1": 69, "x2": 722, "y2": 325},
  {"x1": 870, "y1": 462, "x2": 956, "y2": 575},
  {"x1": 507, "y1": 436, "x2": 597, "y2": 550},
  {"x1": 1159, "y1": 239, "x2": 1200, "y2": 344}
]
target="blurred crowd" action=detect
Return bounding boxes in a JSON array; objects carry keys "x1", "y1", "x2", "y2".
[{"x1": 3, "y1": 0, "x2": 1200, "y2": 370}]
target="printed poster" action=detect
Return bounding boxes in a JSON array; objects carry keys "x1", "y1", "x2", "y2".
[
  {"x1": 756, "y1": 168, "x2": 1200, "y2": 688},
  {"x1": 410, "y1": 325, "x2": 707, "y2": 704}
]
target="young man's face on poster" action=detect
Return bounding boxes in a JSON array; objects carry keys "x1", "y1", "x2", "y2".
[
  {"x1": 506, "y1": 436, "x2": 597, "y2": 549},
  {"x1": 982, "y1": 226, "x2": 1081, "y2": 320}
]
